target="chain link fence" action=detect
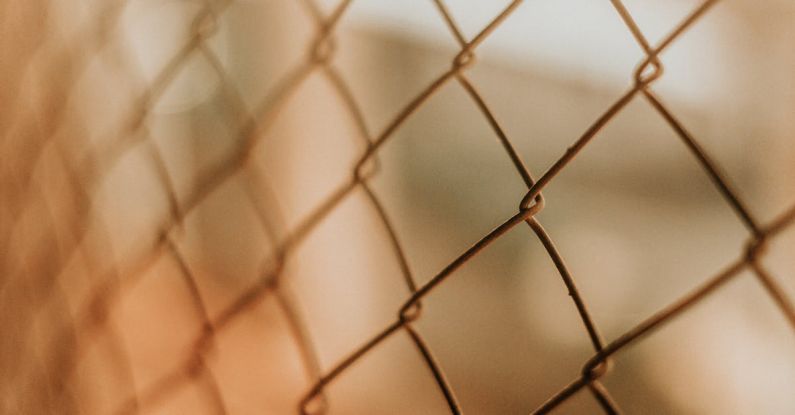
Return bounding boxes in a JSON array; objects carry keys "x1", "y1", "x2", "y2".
[{"x1": 2, "y1": 0, "x2": 794, "y2": 413}]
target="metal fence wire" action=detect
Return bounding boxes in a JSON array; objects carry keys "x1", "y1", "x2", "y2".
[{"x1": 2, "y1": 0, "x2": 795, "y2": 414}]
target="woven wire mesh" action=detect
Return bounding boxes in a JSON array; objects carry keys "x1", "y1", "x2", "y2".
[{"x1": 2, "y1": 0, "x2": 794, "y2": 414}]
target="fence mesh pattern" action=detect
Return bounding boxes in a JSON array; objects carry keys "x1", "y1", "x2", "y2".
[{"x1": 2, "y1": 0, "x2": 795, "y2": 414}]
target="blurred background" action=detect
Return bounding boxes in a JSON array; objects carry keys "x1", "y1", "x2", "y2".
[{"x1": 2, "y1": 0, "x2": 795, "y2": 414}]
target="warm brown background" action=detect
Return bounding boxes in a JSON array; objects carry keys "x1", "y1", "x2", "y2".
[{"x1": 2, "y1": 0, "x2": 795, "y2": 414}]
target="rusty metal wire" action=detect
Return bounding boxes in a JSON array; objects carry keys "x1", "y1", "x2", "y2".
[{"x1": 2, "y1": 0, "x2": 795, "y2": 413}]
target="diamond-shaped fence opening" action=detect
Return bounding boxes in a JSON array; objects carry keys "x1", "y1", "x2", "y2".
[{"x1": 2, "y1": 0, "x2": 795, "y2": 414}]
